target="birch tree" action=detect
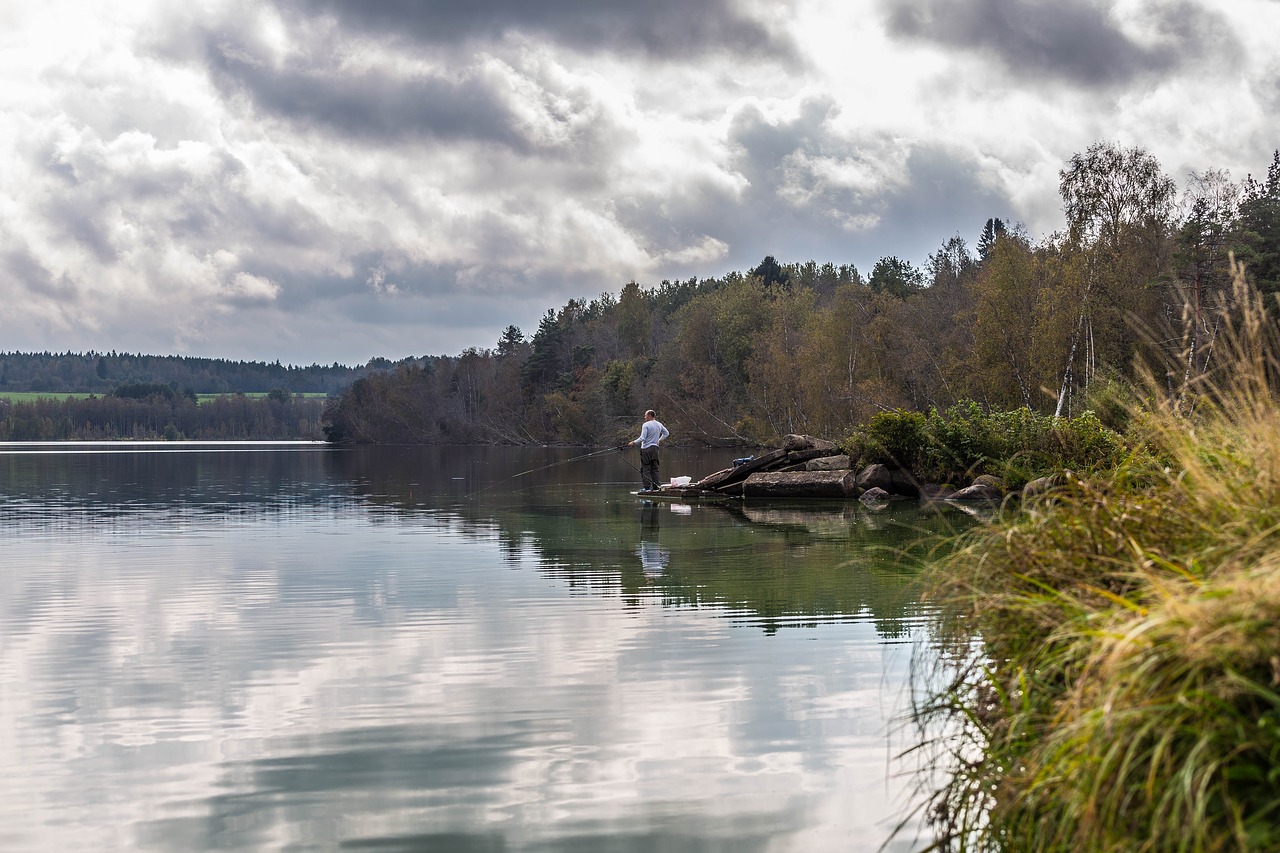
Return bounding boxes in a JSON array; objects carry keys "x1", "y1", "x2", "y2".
[{"x1": 1055, "y1": 142, "x2": 1176, "y2": 415}]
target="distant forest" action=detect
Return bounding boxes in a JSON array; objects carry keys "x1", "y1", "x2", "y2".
[
  {"x1": 323, "y1": 144, "x2": 1280, "y2": 446},
  {"x1": 0, "y1": 390, "x2": 326, "y2": 442},
  {"x1": 0, "y1": 351, "x2": 374, "y2": 394},
  {"x1": 0, "y1": 351, "x2": 370, "y2": 440}
]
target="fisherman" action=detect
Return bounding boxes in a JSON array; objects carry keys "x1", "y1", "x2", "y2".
[{"x1": 624, "y1": 409, "x2": 669, "y2": 492}]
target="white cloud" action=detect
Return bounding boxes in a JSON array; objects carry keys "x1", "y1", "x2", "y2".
[
  {"x1": 226, "y1": 271, "x2": 281, "y2": 302},
  {"x1": 0, "y1": 0, "x2": 1275, "y2": 362}
]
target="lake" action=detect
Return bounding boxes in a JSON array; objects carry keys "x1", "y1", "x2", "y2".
[{"x1": 0, "y1": 443, "x2": 968, "y2": 852}]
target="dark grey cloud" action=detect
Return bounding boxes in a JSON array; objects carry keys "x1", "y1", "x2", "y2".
[
  {"x1": 1, "y1": 246, "x2": 70, "y2": 303},
  {"x1": 882, "y1": 0, "x2": 1239, "y2": 87},
  {"x1": 1256, "y1": 67, "x2": 1280, "y2": 116},
  {"x1": 274, "y1": 0, "x2": 797, "y2": 61},
  {"x1": 209, "y1": 45, "x2": 532, "y2": 149},
  {"x1": 39, "y1": 197, "x2": 116, "y2": 265},
  {"x1": 882, "y1": 148, "x2": 1016, "y2": 256},
  {"x1": 201, "y1": 17, "x2": 627, "y2": 163}
]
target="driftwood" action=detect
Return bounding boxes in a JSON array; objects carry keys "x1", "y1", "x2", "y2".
[
  {"x1": 782, "y1": 447, "x2": 839, "y2": 465},
  {"x1": 741, "y1": 470, "x2": 859, "y2": 499},
  {"x1": 670, "y1": 433, "x2": 1010, "y2": 503},
  {"x1": 695, "y1": 448, "x2": 789, "y2": 492}
]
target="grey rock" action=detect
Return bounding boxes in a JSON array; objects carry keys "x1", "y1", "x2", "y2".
[
  {"x1": 1022, "y1": 473, "x2": 1065, "y2": 499},
  {"x1": 856, "y1": 463, "x2": 893, "y2": 492},
  {"x1": 917, "y1": 483, "x2": 955, "y2": 502},
  {"x1": 781, "y1": 434, "x2": 815, "y2": 451},
  {"x1": 859, "y1": 486, "x2": 891, "y2": 505},
  {"x1": 948, "y1": 482, "x2": 1002, "y2": 502},
  {"x1": 742, "y1": 470, "x2": 858, "y2": 498},
  {"x1": 888, "y1": 467, "x2": 921, "y2": 498},
  {"x1": 781, "y1": 434, "x2": 838, "y2": 453},
  {"x1": 805, "y1": 454, "x2": 851, "y2": 471}
]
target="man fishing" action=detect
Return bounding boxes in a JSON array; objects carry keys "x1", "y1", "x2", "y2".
[{"x1": 624, "y1": 409, "x2": 669, "y2": 492}]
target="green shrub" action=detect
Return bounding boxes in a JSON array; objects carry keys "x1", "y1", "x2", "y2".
[
  {"x1": 843, "y1": 409, "x2": 928, "y2": 471},
  {"x1": 842, "y1": 402, "x2": 1127, "y2": 486}
]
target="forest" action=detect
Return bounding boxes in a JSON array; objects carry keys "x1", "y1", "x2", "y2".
[
  {"x1": 0, "y1": 351, "x2": 372, "y2": 394},
  {"x1": 0, "y1": 390, "x2": 326, "y2": 441},
  {"x1": 322, "y1": 142, "x2": 1280, "y2": 446}
]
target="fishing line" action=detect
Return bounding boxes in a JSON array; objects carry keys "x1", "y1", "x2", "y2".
[
  {"x1": 464, "y1": 445, "x2": 628, "y2": 499},
  {"x1": 510, "y1": 445, "x2": 621, "y2": 477},
  {"x1": 615, "y1": 447, "x2": 641, "y2": 473}
]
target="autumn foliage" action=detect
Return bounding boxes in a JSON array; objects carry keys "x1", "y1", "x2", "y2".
[{"x1": 322, "y1": 145, "x2": 1280, "y2": 447}]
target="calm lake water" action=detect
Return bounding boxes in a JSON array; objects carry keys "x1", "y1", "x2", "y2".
[{"x1": 0, "y1": 443, "x2": 969, "y2": 852}]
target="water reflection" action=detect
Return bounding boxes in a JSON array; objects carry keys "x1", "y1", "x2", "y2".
[
  {"x1": 0, "y1": 445, "x2": 965, "y2": 851},
  {"x1": 636, "y1": 502, "x2": 670, "y2": 580}
]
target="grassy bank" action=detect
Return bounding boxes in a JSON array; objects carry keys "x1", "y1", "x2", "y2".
[{"x1": 913, "y1": 268, "x2": 1280, "y2": 851}]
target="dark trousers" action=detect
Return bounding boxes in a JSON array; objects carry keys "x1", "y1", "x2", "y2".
[{"x1": 640, "y1": 446, "x2": 660, "y2": 490}]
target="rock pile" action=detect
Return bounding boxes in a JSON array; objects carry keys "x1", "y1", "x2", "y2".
[{"x1": 653, "y1": 434, "x2": 1007, "y2": 503}]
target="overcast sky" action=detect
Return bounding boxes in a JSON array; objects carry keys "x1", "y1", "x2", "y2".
[{"x1": 2, "y1": 0, "x2": 1277, "y2": 365}]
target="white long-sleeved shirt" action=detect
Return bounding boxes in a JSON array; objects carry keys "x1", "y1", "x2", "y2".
[{"x1": 635, "y1": 419, "x2": 669, "y2": 449}]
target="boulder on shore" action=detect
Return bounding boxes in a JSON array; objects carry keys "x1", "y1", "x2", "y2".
[
  {"x1": 742, "y1": 470, "x2": 859, "y2": 499},
  {"x1": 781, "y1": 434, "x2": 838, "y2": 453},
  {"x1": 856, "y1": 463, "x2": 919, "y2": 497},
  {"x1": 859, "y1": 486, "x2": 891, "y2": 504},
  {"x1": 856, "y1": 463, "x2": 893, "y2": 492},
  {"x1": 917, "y1": 483, "x2": 955, "y2": 502},
  {"x1": 805, "y1": 454, "x2": 851, "y2": 471},
  {"x1": 1022, "y1": 473, "x2": 1066, "y2": 499},
  {"x1": 948, "y1": 482, "x2": 1003, "y2": 502}
]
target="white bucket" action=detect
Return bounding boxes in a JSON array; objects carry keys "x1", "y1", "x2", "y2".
[{"x1": 670, "y1": 476, "x2": 692, "y2": 487}]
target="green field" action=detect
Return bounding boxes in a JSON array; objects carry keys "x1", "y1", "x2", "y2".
[
  {"x1": 0, "y1": 392, "x2": 98, "y2": 402},
  {"x1": 195, "y1": 392, "x2": 330, "y2": 403}
]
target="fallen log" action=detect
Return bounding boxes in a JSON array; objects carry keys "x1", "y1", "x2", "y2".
[
  {"x1": 781, "y1": 447, "x2": 839, "y2": 466},
  {"x1": 696, "y1": 448, "x2": 788, "y2": 492},
  {"x1": 742, "y1": 470, "x2": 859, "y2": 499}
]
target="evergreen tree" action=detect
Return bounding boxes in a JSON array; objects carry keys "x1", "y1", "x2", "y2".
[
  {"x1": 868, "y1": 256, "x2": 923, "y2": 299},
  {"x1": 750, "y1": 255, "x2": 790, "y2": 289},
  {"x1": 521, "y1": 311, "x2": 567, "y2": 393},
  {"x1": 1236, "y1": 150, "x2": 1280, "y2": 295},
  {"x1": 496, "y1": 325, "x2": 525, "y2": 359},
  {"x1": 977, "y1": 218, "x2": 1007, "y2": 262}
]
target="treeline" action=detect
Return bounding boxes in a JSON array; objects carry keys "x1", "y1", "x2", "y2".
[
  {"x1": 0, "y1": 351, "x2": 375, "y2": 394},
  {"x1": 323, "y1": 143, "x2": 1280, "y2": 445},
  {"x1": 0, "y1": 393, "x2": 326, "y2": 440}
]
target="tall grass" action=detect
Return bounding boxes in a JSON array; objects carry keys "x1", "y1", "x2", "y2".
[{"x1": 912, "y1": 263, "x2": 1280, "y2": 852}]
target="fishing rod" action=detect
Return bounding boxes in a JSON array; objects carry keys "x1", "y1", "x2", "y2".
[
  {"x1": 510, "y1": 445, "x2": 623, "y2": 478},
  {"x1": 464, "y1": 445, "x2": 632, "y2": 499}
]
